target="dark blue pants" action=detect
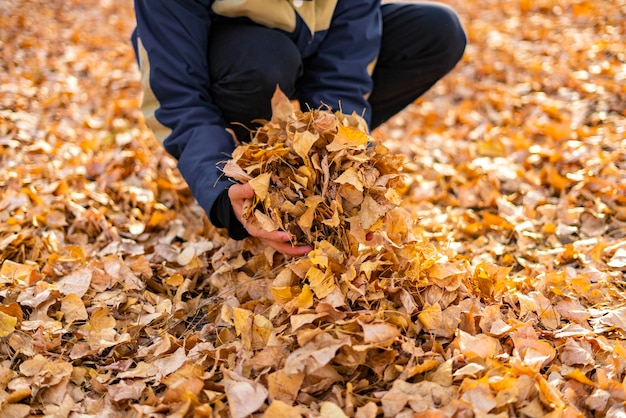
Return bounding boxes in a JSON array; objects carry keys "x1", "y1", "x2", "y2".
[{"x1": 209, "y1": 2, "x2": 467, "y2": 140}]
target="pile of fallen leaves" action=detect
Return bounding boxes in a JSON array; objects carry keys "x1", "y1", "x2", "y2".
[{"x1": 2, "y1": 0, "x2": 626, "y2": 417}]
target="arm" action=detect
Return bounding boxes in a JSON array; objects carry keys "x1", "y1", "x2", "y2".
[
  {"x1": 133, "y1": 0, "x2": 311, "y2": 254},
  {"x1": 132, "y1": 0, "x2": 237, "y2": 234},
  {"x1": 297, "y1": 0, "x2": 381, "y2": 127}
]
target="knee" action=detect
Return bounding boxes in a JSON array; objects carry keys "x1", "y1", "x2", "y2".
[{"x1": 428, "y1": 5, "x2": 467, "y2": 70}]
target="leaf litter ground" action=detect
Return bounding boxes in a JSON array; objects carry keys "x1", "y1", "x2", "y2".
[{"x1": 1, "y1": 0, "x2": 626, "y2": 417}]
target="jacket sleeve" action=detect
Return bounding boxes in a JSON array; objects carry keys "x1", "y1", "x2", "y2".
[
  {"x1": 132, "y1": 0, "x2": 246, "y2": 236},
  {"x1": 297, "y1": 0, "x2": 381, "y2": 127}
]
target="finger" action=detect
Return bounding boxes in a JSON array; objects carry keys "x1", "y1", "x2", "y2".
[
  {"x1": 266, "y1": 240, "x2": 313, "y2": 257},
  {"x1": 243, "y1": 221, "x2": 312, "y2": 255},
  {"x1": 228, "y1": 183, "x2": 255, "y2": 200},
  {"x1": 246, "y1": 226, "x2": 293, "y2": 243}
]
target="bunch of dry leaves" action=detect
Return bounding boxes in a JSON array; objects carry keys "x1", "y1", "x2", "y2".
[
  {"x1": 222, "y1": 88, "x2": 406, "y2": 254},
  {"x1": 1, "y1": 0, "x2": 626, "y2": 417}
]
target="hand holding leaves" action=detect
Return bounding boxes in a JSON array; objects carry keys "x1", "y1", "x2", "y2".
[{"x1": 228, "y1": 182, "x2": 313, "y2": 256}]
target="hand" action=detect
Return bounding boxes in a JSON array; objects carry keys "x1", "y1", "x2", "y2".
[{"x1": 228, "y1": 183, "x2": 313, "y2": 257}]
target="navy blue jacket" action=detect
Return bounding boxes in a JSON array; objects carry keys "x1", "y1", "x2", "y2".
[{"x1": 132, "y1": 0, "x2": 381, "y2": 235}]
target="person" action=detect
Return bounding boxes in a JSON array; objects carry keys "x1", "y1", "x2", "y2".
[{"x1": 131, "y1": 0, "x2": 466, "y2": 256}]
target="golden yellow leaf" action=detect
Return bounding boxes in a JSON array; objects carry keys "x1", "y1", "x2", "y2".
[
  {"x1": 264, "y1": 400, "x2": 303, "y2": 418},
  {"x1": 407, "y1": 359, "x2": 440, "y2": 377},
  {"x1": 0, "y1": 311, "x2": 17, "y2": 337},
  {"x1": 359, "y1": 195, "x2": 387, "y2": 230},
  {"x1": 322, "y1": 201, "x2": 341, "y2": 227},
  {"x1": 252, "y1": 314, "x2": 273, "y2": 350},
  {"x1": 476, "y1": 137, "x2": 506, "y2": 157},
  {"x1": 427, "y1": 261, "x2": 462, "y2": 281},
  {"x1": 308, "y1": 249, "x2": 330, "y2": 270},
  {"x1": 457, "y1": 330, "x2": 500, "y2": 359},
  {"x1": 293, "y1": 130, "x2": 320, "y2": 160},
  {"x1": 418, "y1": 303, "x2": 443, "y2": 331},
  {"x1": 333, "y1": 167, "x2": 364, "y2": 192},
  {"x1": 320, "y1": 401, "x2": 348, "y2": 418},
  {"x1": 298, "y1": 196, "x2": 323, "y2": 230},
  {"x1": 162, "y1": 364, "x2": 205, "y2": 403},
  {"x1": 291, "y1": 171, "x2": 309, "y2": 188},
  {"x1": 536, "y1": 375, "x2": 565, "y2": 410},
  {"x1": 271, "y1": 286, "x2": 294, "y2": 304},
  {"x1": 249, "y1": 172, "x2": 272, "y2": 200},
  {"x1": 267, "y1": 369, "x2": 304, "y2": 402},
  {"x1": 0, "y1": 303, "x2": 21, "y2": 324},
  {"x1": 327, "y1": 124, "x2": 369, "y2": 152},
  {"x1": 6, "y1": 387, "x2": 32, "y2": 404},
  {"x1": 233, "y1": 307, "x2": 252, "y2": 337},
  {"x1": 297, "y1": 284, "x2": 314, "y2": 310},
  {"x1": 565, "y1": 368, "x2": 595, "y2": 386},
  {"x1": 81, "y1": 307, "x2": 130, "y2": 351},
  {"x1": 306, "y1": 267, "x2": 335, "y2": 299},
  {"x1": 165, "y1": 273, "x2": 185, "y2": 287},
  {"x1": 61, "y1": 293, "x2": 88, "y2": 324}
]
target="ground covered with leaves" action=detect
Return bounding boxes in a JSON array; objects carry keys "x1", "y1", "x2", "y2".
[{"x1": 1, "y1": 0, "x2": 626, "y2": 417}]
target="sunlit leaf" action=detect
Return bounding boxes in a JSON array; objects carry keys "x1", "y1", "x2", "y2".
[
  {"x1": 293, "y1": 130, "x2": 320, "y2": 160},
  {"x1": 0, "y1": 311, "x2": 17, "y2": 337},
  {"x1": 249, "y1": 173, "x2": 272, "y2": 200}
]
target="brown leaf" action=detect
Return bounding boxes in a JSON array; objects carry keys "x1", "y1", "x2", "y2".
[
  {"x1": 293, "y1": 130, "x2": 320, "y2": 160},
  {"x1": 57, "y1": 267, "x2": 92, "y2": 297},
  {"x1": 108, "y1": 380, "x2": 145, "y2": 402},
  {"x1": 264, "y1": 400, "x2": 303, "y2": 418},
  {"x1": 284, "y1": 333, "x2": 351, "y2": 374},
  {"x1": 360, "y1": 321, "x2": 400, "y2": 345},
  {"x1": 223, "y1": 159, "x2": 253, "y2": 182},
  {"x1": 457, "y1": 330, "x2": 500, "y2": 359},
  {"x1": 271, "y1": 86, "x2": 295, "y2": 122},
  {"x1": 60, "y1": 293, "x2": 88, "y2": 324},
  {"x1": 223, "y1": 369, "x2": 269, "y2": 418},
  {"x1": 267, "y1": 369, "x2": 304, "y2": 403}
]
